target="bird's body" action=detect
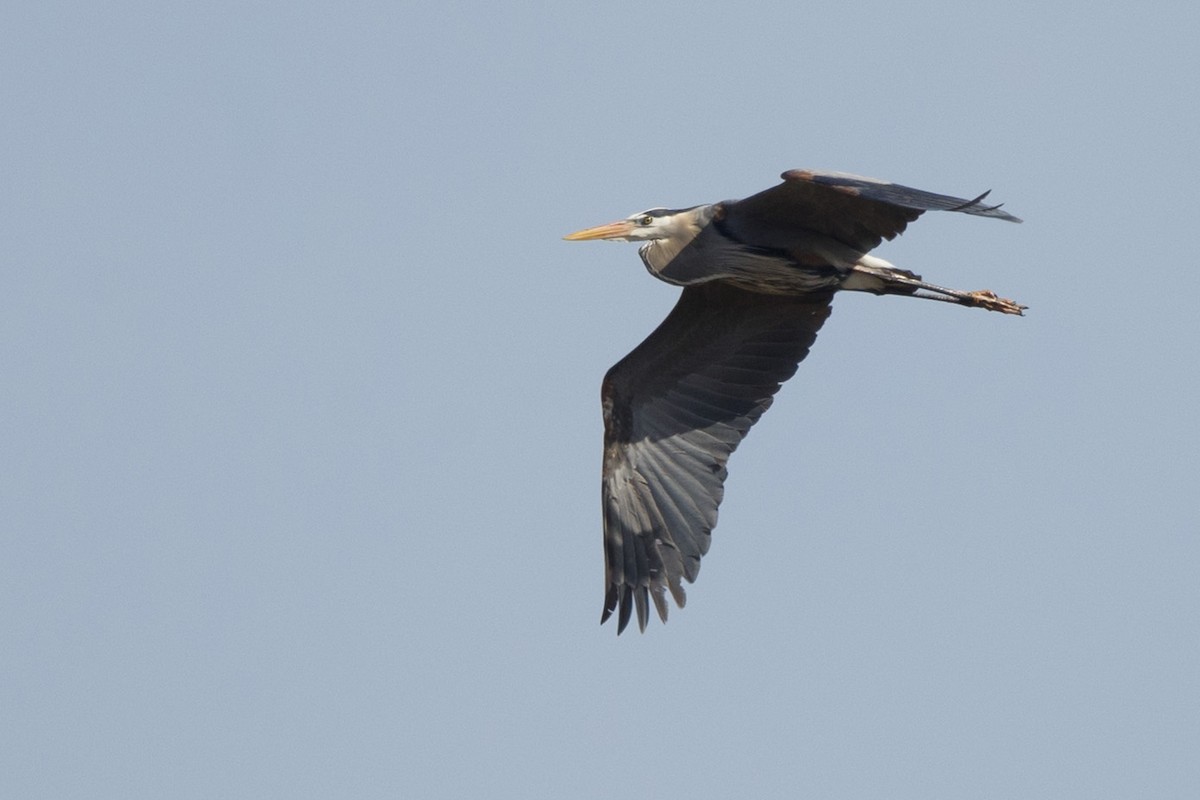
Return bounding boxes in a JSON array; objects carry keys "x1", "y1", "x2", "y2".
[{"x1": 565, "y1": 169, "x2": 1024, "y2": 633}]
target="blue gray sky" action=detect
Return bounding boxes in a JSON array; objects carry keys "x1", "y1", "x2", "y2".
[{"x1": 4, "y1": 2, "x2": 1198, "y2": 798}]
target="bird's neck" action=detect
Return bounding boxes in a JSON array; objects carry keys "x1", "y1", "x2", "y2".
[
  {"x1": 638, "y1": 239, "x2": 680, "y2": 275},
  {"x1": 638, "y1": 204, "x2": 717, "y2": 276}
]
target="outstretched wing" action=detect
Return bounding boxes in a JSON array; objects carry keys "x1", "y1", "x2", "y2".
[
  {"x1": 601, "y1": 282, "x2": 834, "y2": 633},
  {"x1": 722, "y1": 169, "x2": 1022, "y2": 253}
]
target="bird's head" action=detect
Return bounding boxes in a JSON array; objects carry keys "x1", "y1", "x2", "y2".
[{"x1": 563, "y1": 208, "x2": 693, "y2": 243}]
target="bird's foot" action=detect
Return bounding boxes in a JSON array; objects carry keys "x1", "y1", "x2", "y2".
[{"x1": 965, "y1": 290, "x2": 1026, "y2": 316}]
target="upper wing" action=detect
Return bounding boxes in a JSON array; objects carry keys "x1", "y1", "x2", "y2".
[
  {"x1": 601, "y1": 282, "x2": 834, "y2": 633},
  {"x1": 721, "y1": 169, "x2": 1022, "y2": 253}
]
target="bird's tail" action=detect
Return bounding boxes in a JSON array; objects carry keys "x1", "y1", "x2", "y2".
[{"x1": 843, "y1": 255, "x2": 1025, "y2": 316}]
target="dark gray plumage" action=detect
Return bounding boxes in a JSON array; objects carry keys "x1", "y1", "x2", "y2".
[{"x1": 566, "y1": 169, "x2": 1024, "y2": 633}]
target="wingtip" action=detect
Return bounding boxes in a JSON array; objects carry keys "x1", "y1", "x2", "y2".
[
  {"x1": 951, "y1": 190, "x2": 1023, "y2": 223},
  {"x1": 603, "y1": 584, "x2": 660, "y2": 634}
]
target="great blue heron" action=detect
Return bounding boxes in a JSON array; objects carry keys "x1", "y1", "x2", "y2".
[{"x1": 565, "y1": 169, "x2": 1024, "y2": 634}]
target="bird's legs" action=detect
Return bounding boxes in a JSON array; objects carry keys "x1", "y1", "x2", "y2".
[{"x1": 845, "y1": 257, "x2": 1026, "y2": 316}]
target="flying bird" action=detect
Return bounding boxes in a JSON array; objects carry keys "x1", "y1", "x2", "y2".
[{"x1": 565, "y1": 169, "x2": 1024, "y2": 634}]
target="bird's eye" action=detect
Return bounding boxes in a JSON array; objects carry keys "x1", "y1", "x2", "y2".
[{"x1": 638, "y1": 215, "x2": 654, "y2": 226}]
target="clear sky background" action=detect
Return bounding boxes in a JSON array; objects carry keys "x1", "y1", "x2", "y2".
[{"x1": 3, "y1": 2, "x2": 1198, "y2": 798}]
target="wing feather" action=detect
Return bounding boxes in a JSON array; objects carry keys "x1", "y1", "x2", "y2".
[
  {"x1": 722, "y1": 169, "x2": 1021, "y2": 253},
  {"x1": 600, "y1": 282, "x2": 833, "y2": 632}
]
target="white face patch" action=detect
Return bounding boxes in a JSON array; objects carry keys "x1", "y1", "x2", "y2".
[{"x1": 617, "y1": 209, "x2": 677, "y2": 242}]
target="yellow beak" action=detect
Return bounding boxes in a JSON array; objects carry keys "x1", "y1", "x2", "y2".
[{"x1": 562, "y1": 220, "x2": 636, "y2": 241}]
